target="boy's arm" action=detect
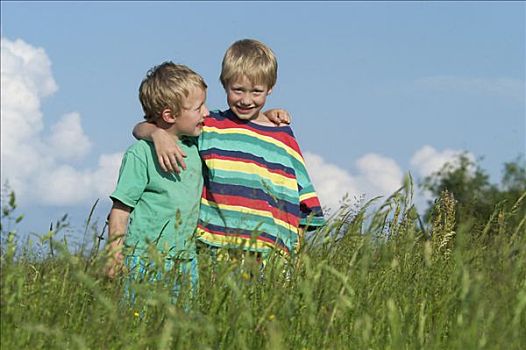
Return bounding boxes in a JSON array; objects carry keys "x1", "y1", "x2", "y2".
[
  {"x1": 105, "y1": 200, "x2": 131, "y2": 279},
  {"x1": 289, "y1": 135, "x2": 326, "y2": 230},
  {"x1": 132, "y1": 121, "x2": 187, "y2": 173},
  {"x1": 264, "y1": 109, "x2": 292, "y2": 126}
]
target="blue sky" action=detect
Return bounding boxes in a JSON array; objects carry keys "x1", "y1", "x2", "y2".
[{"x1": 1, "y1": 1, "x2": 524, "y2": 245}]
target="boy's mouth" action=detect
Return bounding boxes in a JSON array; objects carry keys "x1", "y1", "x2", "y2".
[{"x1": 235, "y1": 106, "x2": 254, "y2": 114}]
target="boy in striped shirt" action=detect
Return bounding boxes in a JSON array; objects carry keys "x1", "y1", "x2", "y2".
[{"x1": 134, "y1": 39, "x2": 325, "y2": 269}]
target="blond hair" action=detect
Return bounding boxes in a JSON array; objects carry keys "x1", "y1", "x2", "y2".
[
  {"x1": 220, "y1": 39, "x2": 277, "y2": 89},
  {"x1": 139, "y1": 62, "x2": 207, "y2": 122}
]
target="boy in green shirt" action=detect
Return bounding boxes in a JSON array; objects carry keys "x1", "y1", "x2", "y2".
[{"x1": 106, "y1": 62, "x2": 209, "y2": 303}]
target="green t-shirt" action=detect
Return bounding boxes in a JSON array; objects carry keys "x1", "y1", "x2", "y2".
[{"x1": 110, "y1": 138, "x2": 203, "y2": 259}]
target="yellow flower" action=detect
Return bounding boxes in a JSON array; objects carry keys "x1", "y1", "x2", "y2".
[
  {"x1": 268, "y1": 314, "x2": 275, "y2": 321},
  {"x1": 134, "y1": 311, "x2": 140, "y2": 318},
  {"x1": 242, "y1": 272, "x2": 251, "y2": 280}
]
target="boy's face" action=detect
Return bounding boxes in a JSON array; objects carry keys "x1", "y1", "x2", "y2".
[
  {"x1": 174, "y1": 86, "x2": 208, "y2": 137},
  {"x1": 226, "y1": 75, "x2": 272, "y2": 121}
]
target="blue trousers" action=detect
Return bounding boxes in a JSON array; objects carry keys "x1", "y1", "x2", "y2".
[{"x1": 123, "y1": 255, "x2": 198, "y2": 306}]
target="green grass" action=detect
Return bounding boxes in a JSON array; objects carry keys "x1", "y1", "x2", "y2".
[{"x1": 1, "y1": 189, "x2": 525, "y2": 349}]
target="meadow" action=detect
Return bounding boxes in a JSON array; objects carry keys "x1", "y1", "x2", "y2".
[{"x1": 1, "y1": 183, "x2": 525, "y2": 349}]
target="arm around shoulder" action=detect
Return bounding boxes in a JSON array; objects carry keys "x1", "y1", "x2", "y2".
[
  {"x1": 264, "y1": 108, "x2": 292, "y2": 126},
  {"x1": 132, "y1": 121, "x2": 187, "y2": 173},
  {"x1": 132, "y1": 121, "x2": 158, "y2": 141}
]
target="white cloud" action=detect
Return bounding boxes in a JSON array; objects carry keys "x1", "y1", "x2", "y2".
[
  {"x1": 47, "y1": 112, "x2": 92, "y2": 160},
  {"x1": 34, "y1": 165, "x2": 94, "y2": 206},
  {"x1": 355, "y1": 154, "x2": 403, "y2": 195},
  {"x1": 33, "y1": 152, "x2": 122, "y2": 206},
  {"x1": 1, "y1": 38, "x2": 52, "y2": 150},
  {"x1": 409, "y1": 145, "x2": 476, "y2": 208},
  {"x1": 303, "y1": 152, "x2": 361, "y2": 213},
  {"x1": 1, "y1": 37, "x2": 57, "y2": 98},
  {"x1": 1, "y1": 37, "x2": 121, "y2": 206},
  {"x1": 304, "y1": 152, "x2": 404, "y2": 215},
  {"x1": 91, "y1": 153, "x2": 124, "y2": 197},
  {"x1": 410, "y1": 145, "x2": 475, "y2": 178},
  {"x1": 305, "y1": 147, "x2": 476, "y2": 216}
]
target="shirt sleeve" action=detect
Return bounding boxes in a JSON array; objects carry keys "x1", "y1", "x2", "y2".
[
  {"x1": 288, "y1": 132, "x2": 326, "y2": 228},
  {"x1": 110, "y1": 146, "x2": 148, "y2": 209}
]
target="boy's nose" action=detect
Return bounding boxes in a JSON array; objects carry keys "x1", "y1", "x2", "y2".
[
  {"x1": 240, "y1": 94, "x2": 251, "y2": 105},
  {"x1": 202, "y1": 105, "x2": 210, "y2": 117}
]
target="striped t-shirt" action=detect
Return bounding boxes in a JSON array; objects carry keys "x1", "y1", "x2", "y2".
[{"x1": 196, "y1": 109, "x2": 325, "y2": 256}]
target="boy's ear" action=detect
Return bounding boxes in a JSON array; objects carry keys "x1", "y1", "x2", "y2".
[
  {"x1": 267, "y1": 88, "x2": 272, "y2": 96},
  {"x1": 161, "y1": 108, "x2": 177, "y2": 123}
]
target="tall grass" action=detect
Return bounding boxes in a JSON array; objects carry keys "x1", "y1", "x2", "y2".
[{"x1": 1, "y1": 185, "x2": 525, "y2": 349}]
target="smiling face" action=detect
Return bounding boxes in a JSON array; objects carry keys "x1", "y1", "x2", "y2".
[
  {"x1": 172, "y1": 86, "x2": 208, "y2": 137},
  {"x1": 226, "y1": 75, "x2": 272, "y2": 122}
]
